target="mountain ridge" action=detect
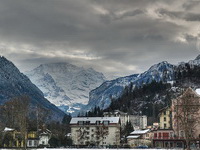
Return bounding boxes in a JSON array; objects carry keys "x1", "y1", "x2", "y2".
[
  {"x1": 0, "y1": 56, "x2": 65, "y2": 121},
  {"x1": 85, "y1": 56, "x2": 200, "y2": 112}
]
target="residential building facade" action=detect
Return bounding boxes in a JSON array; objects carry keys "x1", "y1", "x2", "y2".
[
  {"x1": 70, "y1": 117, "x2": 120, "y2": 146},
  {"x1": 129, "y1": 115, "x2": 147, "y2": 129},
  {"x1": 2, "y1": 127, "x2": 25, "y2": 148},
  {"x1": 38, "y1": 129, "x2": 52, "y2": 147},
  {"x1": 1, "y1": 127, "x2": 51, "y2": 148},
  {"x1": 103, "y1": 110, "x2": 129, "y2": 128},
  {"x1": 27, "y1": 131, "x2": 39, "y2": 148},
  {"x1": 159, "y1": 106, "x2": 172, "y2": 129},
  {"x1": 152, "y1": 129, "x2": 178, "y2": 148}
]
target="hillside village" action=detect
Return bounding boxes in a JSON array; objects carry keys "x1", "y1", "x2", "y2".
[
  {"x1": 69, "y1": 88, "x2": 200, "y2": 149},
  {"x1": 1, "y1": 87, "x2": 200, "y2": 149},
  {"x1": 2, "y1": 56, "x2": 200, "y2": 149}
]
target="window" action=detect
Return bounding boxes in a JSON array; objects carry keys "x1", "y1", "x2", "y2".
[
  {"x1": 170, "y1": 132, "x2": 174, "y2": 138},
  {"x1": 86, "y1": 127, "x2": 89, "y2": 130},
  {"x1": 85, "y1": 121, "x2": 90, "y2": 125},
  {"x1": 164, "y1": 111, "x2": 166, "y2": 115},
  {"x1": 164, "y1": 117, "x2": 166, "y2": 121},
  {"x1": 169, "y1": 111, "x2": 172, "y2": 117},
  {"x1": 154, "y1": 133, "x2": 157, "y2": 138},
  {"x1": 164, "y1": 123, "x2": 167, "y2": 128},
  {"x1": 34, "y1": 140, "x2": 37, "y2": 146},
  {"x1": 163, "y1": 132, "x2": 169, "y2": 138},
  {"x1": 29, "y1": 140, "x2": 32, "y2": 146},
  {"x1": 159, "y1": 133, "x2": 161, "y2": 137},
  {"x1": 103, "y1": 121, "x2": 109, "y2": 125},
  {"x1": 78, "y1": 121, "x2": 84, "y2": 125},
  {"x1": 96, "y1": 121, "x2": 101, "y2": 125},
  {"x1": 180, "y1": 131, "x2": 184, "y2": 137}
]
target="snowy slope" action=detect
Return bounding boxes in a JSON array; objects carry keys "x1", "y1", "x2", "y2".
[
  {"x1": 86, "y1": 61, "x2": 175, "y2": 110},
  {"x1": 26, "y1": 63, "x2": 106, "y2": 114},
  {"x1": 86, "y1": 56, "x2": 200, "y2": 112},
  {"x1": 86, "y1": 74, "x2": 139, "y2": 110}
]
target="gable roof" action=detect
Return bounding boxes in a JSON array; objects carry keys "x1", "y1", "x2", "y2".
[
  {"x1": 3, "y1": 127, "x2": 15, "y2": 132},
  {"x1": 130, "y1": 129, "x2": 150, "y2": 135},
  {"x1": 70, "y1": 117, "x2": 120, "y2": 124}
]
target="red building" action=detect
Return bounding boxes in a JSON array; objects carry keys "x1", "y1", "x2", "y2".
[{"x1": 152, "y1": 129, "x2": 186, "y2": 148}]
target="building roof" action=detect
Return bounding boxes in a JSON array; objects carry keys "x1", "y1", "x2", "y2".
[
  {"x1": 70, "y1": 117, "x2": 120, "y2": 124},
  {"x1": 127, "y1": 135, "x2": 140, "y2": 139},
  {"x1": 3, "y1": 127, "x2": 15, "y2": 132},
  {"x1": 130, "y1": 129, "x2": 150, "y2": 135}
]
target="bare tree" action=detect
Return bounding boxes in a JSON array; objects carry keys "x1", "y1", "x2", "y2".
[
  {"x1": 12, "y1": 96, "x2": 29, "y2": 149},
  {"x1": 172, "y1": 88, "x2": 200, "y2": 150},
  {"x1": 96, "y1": 126, "x2": 108, "y2": 146},
  {"x1": 77, "y1": 127, "x2": 87, "y2": 145},
  {"x1": 36, "y1": 105, "x2": 51, "y2": 131},
  {"x1": 1, "y1": 96, "x2": 30, "y2": 149}
]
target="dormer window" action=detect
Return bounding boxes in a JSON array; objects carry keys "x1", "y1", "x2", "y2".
[
  {"x1": 85, "y1": 121, "x2": 90, "y2": 125},
  {"x1": 78, "y1": 121, "x2": 84, "y2": 125},
  {"x1": 103, "y1": 120, "x2": 110, "y2": 125},
  {"x1": 96, "y1": 121, "x2": 101, "y2": 125}
]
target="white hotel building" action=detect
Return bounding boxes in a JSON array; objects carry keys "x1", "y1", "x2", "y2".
[{"x1": 70, "y1": 117, "x2": 120, "y2": 146}]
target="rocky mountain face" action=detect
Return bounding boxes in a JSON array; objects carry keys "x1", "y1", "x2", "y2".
[
  {"x1": 85, "y1": 55, "x2": 200, "y2": 114},
  {"x1": 86, "y1": 61, "x2": 175, "y2": 111},
  {"x1": 0, "y1": 56, "x2": 65, "y2": 121},
  {"x1": 26, "y1": 63, "x2": 106, "y2": 114}
]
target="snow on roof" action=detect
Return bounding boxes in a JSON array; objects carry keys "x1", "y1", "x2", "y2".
[
  {"x1": 70, "y1": 117, "x2": 120, "y2": 124},
  {"x1": 130, "y1": 129, "x2": 150, "y2": 135},
  {"x1": 127, "y1": 135, "x2": 140, "y2": 139},
  {"x1": 196, "y1": 88, "x2": 200, "y2": 95},
  {"x1": 3, "y1": 127, "x2": 15, "y2": 132}
]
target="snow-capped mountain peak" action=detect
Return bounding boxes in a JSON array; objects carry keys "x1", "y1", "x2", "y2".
[
  {"x1": 26, "y1": 62, "x2": 106, "y2": 115},
  {"x1": 195, "y1": 54, "x2": 200, "y2": 60}
]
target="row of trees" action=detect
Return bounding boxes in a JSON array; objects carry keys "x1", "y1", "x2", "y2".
[
  {"x1": 77, "y1": 106, "x2": 104, "y2": 117},
  {"x1": 106, "y1": 81, "x2": 172, "y2": 124}
]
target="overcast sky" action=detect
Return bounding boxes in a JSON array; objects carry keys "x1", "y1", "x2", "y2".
[{"x1": 0, "y1": 0, "x2": 200, "y2": 78}]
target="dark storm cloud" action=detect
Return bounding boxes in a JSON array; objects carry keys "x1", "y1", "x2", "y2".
[
  {"x1": 0, "y1": 0, "x2": 200, "y2": 78},
  {"x1": 182, "y1": 1, "x2": 200, "y2": 10},
  {"x1": 99, "y1": 9, "x2": 144, "y2": 24},
  {"x1": 157, "y1": 8, "x2": 200, "y2": 22}
]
